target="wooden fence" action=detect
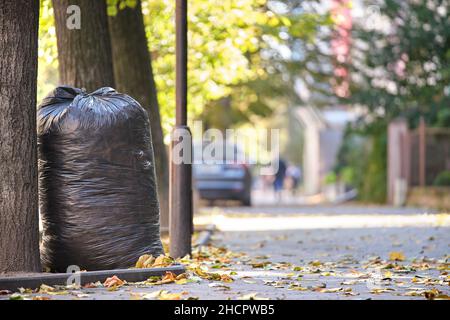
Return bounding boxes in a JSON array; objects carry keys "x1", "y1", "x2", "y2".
[{"x1": 387, "y1": 118, "x2": 450, "y2": 206}]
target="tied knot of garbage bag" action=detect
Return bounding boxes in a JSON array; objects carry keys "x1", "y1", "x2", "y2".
[{"x1": 38, "y1": 86, "x2": 163, "y2": 272}]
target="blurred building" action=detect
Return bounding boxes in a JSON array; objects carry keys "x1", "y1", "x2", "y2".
[
  {"x1": 295, "y1": 106, "x2": 357, "y2": 195},
  {"x1": 294, "y1": 0, "x2": 355, "y2": 196}
]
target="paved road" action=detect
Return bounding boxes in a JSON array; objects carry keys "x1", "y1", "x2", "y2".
[{"x1": 2, "y1": 205, "x2": 449, "y2": 300}]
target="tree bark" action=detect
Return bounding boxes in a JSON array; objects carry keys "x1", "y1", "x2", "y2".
[
  {"x1": 0, "y1": 0, "x2": 41, "y2": 273},
  {"x1": 109, "y1": 1, "x2": 170, "y2": 230},
  {"x1": 52, "y1": 0, "x2": 115, "y2": 92}
]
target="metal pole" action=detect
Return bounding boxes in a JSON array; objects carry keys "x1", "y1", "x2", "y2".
[{"x1": 170, "y1": 0, "x2": 192, "y2": 258}]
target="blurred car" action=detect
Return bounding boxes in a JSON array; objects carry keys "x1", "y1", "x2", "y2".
[{"x1": 193, "y1": 143, "x2": 252, "y2": 206}]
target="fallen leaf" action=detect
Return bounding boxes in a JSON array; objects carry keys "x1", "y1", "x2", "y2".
[
  {"x1": 38, "y1": 284, "x2": 68, "y2": 295},
  {"x1": 38, "y1": 284, "x2": 55, "y2": 293},
  {"x1": 153, "y1": 255, "x2": 175, "y2": 267},
  {"x1": 83, "y1": 281, "x2": 102, "y2": 288},
  {"x1": 424, "y1": 288, "x2": 450, "y2": 300},
  {"x1": 243, "y1": 279, "x2": 256, "y2": 284},
  {"x1": 250, "y1": 261, "x2": 270, "y2": 268},
  {"x1": 144, "y1": 290, "x2": 182, "y2": 300},
  {"x1": 103, "y1": 275, "x2": 125, "y2": 288},
  {"x1": 318, "y1": 287, "x2": 343, "y2": 293},
  {"x1": 161, "y1": 271, "x2": 177, "y2": 283},
  {"x1": 288, "y1": 284, "x2": 308, "y2": 291},
  {"x1": 389, "y1": 252, "x2": 405, "y2": 261},
  {"x1": 135, "y1": 254, "x2": 155, "y2": 268},
  {"x1": 33, "y1": 296, "x2": 51, "y2": 300},
  {"x1": 9, "y1": 293, "x2": 24, "y2": 300},
  {"x1": 175, "y1": 278, "x2": 189, "y2": 285},
  {"x1": 220, "y1": 274, "x2": 234, "y2": 283},
  {"x1": 309, "y1": 260, "x2": 322, "y2": 267},
  {"x1": 370, "y1": 288, "x2": 395, "y2": 294},
  {"x1": 208, "y1": 283, "x2": 231, "y2": 290},
  {"x1": 19, "y1": 287, "x2": 33, "y2": 294}
]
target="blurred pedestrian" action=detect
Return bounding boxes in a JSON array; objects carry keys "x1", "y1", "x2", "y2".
[
  {"x1": 273, "y1": 158, "x2": 287, "y2": 202},
  {"x1": 286, "y1": 165, "x2": 301, "y2": 195}
]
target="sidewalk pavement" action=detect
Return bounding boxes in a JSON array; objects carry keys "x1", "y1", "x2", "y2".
[{"x1": 2, "y1": 205, "x2": 449, "y2": 300}]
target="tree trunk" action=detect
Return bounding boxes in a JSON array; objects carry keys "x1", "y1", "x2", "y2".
[
  {"x1": 109, "y1": 1, "x2": 170, "y2": 230},
  {"x1": 0, "y1": 0, "x2": 41, "y2": 273},
  {"x1": 52, "y1": 0, "x2": 115, "y2": 92}
]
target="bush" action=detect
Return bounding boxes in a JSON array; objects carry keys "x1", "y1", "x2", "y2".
[
  {"x1": 360, "y1": 131, "x2": 387, "y2": 203},
  {"x1": 334, "y1": 124, "x2": 387, "y2": 203},
  {"x1": 341, "y1": 166, "x2": 355, "y2": 185},
  {"x1": 433, "y1": 171, "x2": 450, "y2": 186},
  {"x1": 324, "y1": 172, "x2": 337, "y2": 184}
]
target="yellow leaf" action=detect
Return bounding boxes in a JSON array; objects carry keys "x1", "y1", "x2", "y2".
[
  {"x1": 319, "y1": 287, "x2": 343, "y2": 293},
  {"x1": 162, "y1": 271, "x2": 177, "y2": 282},
  {"x1": 220, "y1": 274, "x2": 234, "y2": 283},
  {"x1": 39, "y1": 284, "x2": 55, "y2": 293},
  {"x1": 175, "y1": 278, "x2": 189, "y2": 285},
  {"x1": 46, "y1": 290, "x2": 69, "y2": 296},
  {"x1": 19, "y1": 287, "x2": 33, "y2": 294},
  {"x1": 289, "y1": 286, "x2": 308, "y2": 291},
  {"x1": 153, "y1": 255, "x2": 174, "y2": 267},
  {"x1": 424, "y1": 288, "x2": 450, "y2": 300},
  {"x1": 157, "y1": 290, "x2": 182, "y2": 300},
  {"x1": 136, "y1": 254, "x2": 153, "y2": 268},
  {"x1": 285, "y1": 273, "x2": 295, "y2": 278},
  {"x1": 370, "y1": 288, "x2": 394, "y2": 294},
  {"x1": 176, "y1": 273, "x2": 187, "y2": 280},
  {"x1": 309, "y1": 260, "x2": 322, "y2": 267},
  {"x1": 389, "y1": 251, "x2": 405, "y2": 261}
]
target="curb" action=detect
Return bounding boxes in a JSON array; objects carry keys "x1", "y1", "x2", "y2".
[
  {"x1": 193, "y1": 224, "x2": 215, "y2": 248},
  {"x1": 0, "y1": 264, "x2": 185, "y2": 292}
]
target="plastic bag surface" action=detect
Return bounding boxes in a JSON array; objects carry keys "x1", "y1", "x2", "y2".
[{"x1": 38, "y1": 86, "x2": 163, "y2": 272}]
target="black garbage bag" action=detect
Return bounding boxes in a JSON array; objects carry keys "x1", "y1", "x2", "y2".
[{"x1": 38, "y1": 86, "x2": 163, "y2": 272}]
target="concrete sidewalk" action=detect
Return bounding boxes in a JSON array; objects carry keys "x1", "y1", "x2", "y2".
[{"x1": 2, "y1": 205, "x2": 449, "y2": 300}]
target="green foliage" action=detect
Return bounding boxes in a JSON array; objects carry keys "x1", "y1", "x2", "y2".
[
  {"x1": 37, "y1": 0, "x2": 58, "y2": 103},
  {"x1": 340, "y1": 166, "x2": 355, "y2": 185},
  {"x1": 324, "y1": 171, "x2": 337, "y2": 184},
  {"x1": 334, "y1": 124, "x2": 366, "y2": 188},
  {"x1": 143, "y1": 0, "x2": 265, "y2": 132},
  {"x1": 335, "y1": 123, "x2": 387, "y2": 203},
  {"x1": 436, "y1": 108, "x2": 450, "y2": 127},
  {"x1": 334, "y1": 0, "x2": 450, "y2": 203},
  {"x1": 37, "y1": 0, "x2": 331, "y2": 138},
  {"x1": 107, "y1": 0, "x2": 137, "y2": 16},
  {"x1": 359, "y1": 130, "x2": 387, "y2": 203},
  {"x1": 433, "y1": 170, "x2": 450, "y2": 186},
  {"x1": 143, "y1": 0, "x2": 330, "y2": 133},
  {"x1": 346, "y1": 0, "x2": 450, "y2": 128}
]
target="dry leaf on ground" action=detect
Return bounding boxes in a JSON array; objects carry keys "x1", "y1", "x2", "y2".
[
  {"x1": 103, "y1": 275, "x2": 125, "y2": 288},
  {"x1": 389, "y1": 251, "x2": 405, "y2": 261}
]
